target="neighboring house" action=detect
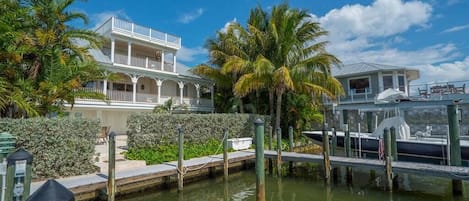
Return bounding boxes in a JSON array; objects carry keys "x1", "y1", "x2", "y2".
[
  {"x1": 331, "y1": 62, "x2": 420, "y2": 104},
  {"x1": 327, "y1": 62, "x2": 469, "y2": 135},
  {"x1": 67, "y1": 17, "x2": 214, "y2": 134}
]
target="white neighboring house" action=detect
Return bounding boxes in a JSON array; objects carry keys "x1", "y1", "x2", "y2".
[{"x1": 67, "y1": 17, "x2": 214, "y2": 134}]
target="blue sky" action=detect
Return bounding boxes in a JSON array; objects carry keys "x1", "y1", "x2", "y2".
[{"x1": 72, "y1": 0, "x2": 469, "y2": 83}]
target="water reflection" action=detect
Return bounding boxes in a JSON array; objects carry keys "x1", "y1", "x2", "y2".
[{"x1": 117, "y1": 166, "x2": 469, "y2": 201}]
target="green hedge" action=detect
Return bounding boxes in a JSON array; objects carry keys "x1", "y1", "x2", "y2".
[
  {"x1": 0, "y1": 118, "x2": 99, "y2": 179},
  {"x1": 127, "y1": 113, "x2": 268, "y2": 149}
]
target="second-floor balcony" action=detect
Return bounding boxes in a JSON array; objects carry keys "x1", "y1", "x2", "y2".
[
  {"x1": 113, "y1": 52, "x2": 173, "y2": 71},
  {"x1": 96, "y1": 17, "x2": 181, "y2": 50}
]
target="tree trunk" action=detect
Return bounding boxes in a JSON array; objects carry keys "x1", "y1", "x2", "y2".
[
  {"x1": 275, "y1": 90, "x2": 284, "y2": 137},
  {"x1": 239, "y1": 97, "x2": 245, "y2": 113},
  {"x1": 269, "y1": 90, "x2": 275, "y2": 129}
]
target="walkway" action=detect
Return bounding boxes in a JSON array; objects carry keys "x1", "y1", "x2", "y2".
[{"x1": 94, "y1": 135, "x2": 146, "y2": 173}]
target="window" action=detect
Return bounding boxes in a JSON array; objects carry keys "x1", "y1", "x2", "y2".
[
  {"x1": 398, "y1": 75, "x2": 405, "y2": 92},
  {"x1": 113, "y1": 83, "x2": 133, "y2": 92},
  {"x1": 383, "y1": 75, "x2": 393, "y2": 90},
  {"x1": 349, "y1": 77, "x2": 370, "y2": 94}
]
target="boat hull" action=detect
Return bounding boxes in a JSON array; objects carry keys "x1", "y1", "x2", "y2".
[{"x1": 303, "y1": 131, "x2": 469, "y2": 165}]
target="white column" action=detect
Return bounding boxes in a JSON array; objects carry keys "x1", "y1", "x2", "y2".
[
  {"x1": 145, "y1": 57, "x2": 149, "y2": 68},
  {"x1": 392, "y1": 71, "x2": 398, "y2": 90},
  {"x1": 378, "y1": 71, "x2": 383, "y2": 92},
  {"x1": 178, "y1": 81, "x2": 184, "y2": 105},
  {"x1": 131, "y1": 76, "x2": 138, "y2": 103},
  {"x1": 156, "y1": 79, "x2": 163, "y2": 104},
  {"x1": 210, "y1": 85, "x2": 215, "y2": 108},
  {"x1": 127, "y1": 41, "x2": 132, "y2": 65},
  {"x1": 195, "y1": 84, "x2": 200, "y2": 105},
  {"x1": 173, "y1": 53, "x2": 177, "y2": 73},
  {"x1": 161, "y1": 51, "x2": 165, "y2": 71},
  {"x1": 403, "y1": 71, "x2": 409, "y2": 95},
  {"x1": 103, "y1": 79, "x2": 108, "y2": 96},
  {"x1": 110, "y1": 37, "x2": 115, "y2": 63}
]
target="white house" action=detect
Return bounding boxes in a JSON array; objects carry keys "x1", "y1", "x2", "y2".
[{"x1": 67, "y1": 17, "x2": 214, "y2": 134}]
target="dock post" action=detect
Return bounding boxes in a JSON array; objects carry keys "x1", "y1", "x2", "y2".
[
  {"x1": 390, "y1": 127, "x2": 398, "y2": 161},
  {"x1": 177, "y1": 125, "x2": 184, "y2": 192},
  {"x1": 331, "y1": 127, "x2": 337, "y2": 156},
  {"x1": 366, "y1": 111, "x2": 373, "y2": 133},
  {"x1": 223, "y1": 128, "x2": 229, "y2": 181},
  {"x1": 254, "y1": 119, "x2": 265, "y2": 201},
  {"x1": 447, "y1": 104, "x2": 463, "y2": 195},
  {"x1": 344, "y1": 124, "x2": 351, "y2": 158},
  {"x1": 383, "y1": 128, "x2": 393, "y2": 191},
  {"x1": 107, "y1": 132, "x2": 116, "y2": 201},
  {"x1": 268, "y1": 125, "x2": 273, "y2": 174},
  {"x1": 344, "y1": 124, "x2": 353, "y2": 184},
  {"x1": 276, "y1": 127, "x2": 282, "y2": 176},
  {"x1": 288, "y1": 126, "x2": 294, "y2": 174},
  {"x1": 322, "y1": 123, "x2": 331, "y2": 184}
]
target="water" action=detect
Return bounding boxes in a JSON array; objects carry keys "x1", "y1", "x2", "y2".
[{"x1": 118, "y1": 165, "x2": 469, "y2": 201}]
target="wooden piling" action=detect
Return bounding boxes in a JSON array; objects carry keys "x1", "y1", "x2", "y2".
[
  {"x1": 331, "y1": 127, "x2": 337, "y2": 156},
  {"x1": 223, "y1": 128, "x2": 229, "y2": 181},
  {"x1": 107, "y1": 132, "x2": 116, "y2": 201},
  {"x1": 447, "y1": 104, "x2": 463, "y2": 195},
  {"x1": 177, "y1": 125, "x2": 184, "y2": 191},
  {"x1": 390, "y1": 127, "x2": 398, "y2": 161},
  {"x1": 344, "y1": 124, "x2": 351, "y2": 158},
  {"x1": 254, "y1": 119, "x2": 265, "y2": 201},
  {"x1": 383, "y1": 128, "x2": 393, "y2": 191},
  {"x1": 288, "y1": 126, "x2": 294, "y2": 174},
  {"x1": 268, "y1": 125, "x2": 273, "y2": 174},
  {"x1": 385, "y1": 156, "x2": 393, "y2": 192},
  {"x1": 322, "y1": 123, "x2": 331, "y2": 184},
  {"x1": 276, "y1": 127, "x2": 282, "y2": 176}
]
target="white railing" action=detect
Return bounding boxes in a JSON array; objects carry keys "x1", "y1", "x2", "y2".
[
  {"x1": 114, "y1": 53, "x2": 128, "y2": 65},
  {"x1": 111, "y1": 18, "x2": 181, "y2": 49},
  {"x1": 130, "y1": 56, "x2": 146, "y2": 68},
  {"x1": 148, "y1": 59, "x2": 161, "y2": 70},
  {"x1": 108, "y1": 90, "x2": 133, "y2": 102},
  {"x1": 164, "y1": 63, "x2": 173, "y2": 72},
  {"x1": 136, "y1": 93, "x2": 158, "y2": 103},
  {"x1": 113, "y1": 53, "x2": 174, "y2": 72}
]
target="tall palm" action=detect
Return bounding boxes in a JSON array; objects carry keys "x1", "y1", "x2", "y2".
[{"x1": 234, "y1": 3, "x2": 343, "y2": 130}]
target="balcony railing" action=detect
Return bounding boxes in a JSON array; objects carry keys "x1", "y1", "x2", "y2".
[
  {"x1": 77, "y1": 89, "x2": 212, "y2": 107},
  {"x1": 113, "y1": 53, "x2": 173, "y2": 72},
  {"x1": 96, "y1": 17, "x2": 181, "y2": 49}
]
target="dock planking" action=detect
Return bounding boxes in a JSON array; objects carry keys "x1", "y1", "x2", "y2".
[
  {"x1": 262, "y1": 150, "x2": 469, "y2": 180},
  {"x1": 30, "y1": 150, "x2": 255, "y2": 199}
]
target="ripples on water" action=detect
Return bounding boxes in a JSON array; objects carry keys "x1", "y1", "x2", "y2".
[{"x1": 118, "y1": 164, "x2": 469, "y2": 201}]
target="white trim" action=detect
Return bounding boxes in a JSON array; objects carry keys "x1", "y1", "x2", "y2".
[
  {"x1": 347, "y1": 75, "x2": 372, "y2": 95},
  {"x1": 378, "y1": 72, "x2": 383, "y2": 92}
]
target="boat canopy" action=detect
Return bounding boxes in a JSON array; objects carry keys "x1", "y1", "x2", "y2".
[
  {"x1": 374, "y1": 88, "x2": 408, "y2": 104},
  {"x1": 371, "y1": 116, "x2": 410, "y2": 140}
]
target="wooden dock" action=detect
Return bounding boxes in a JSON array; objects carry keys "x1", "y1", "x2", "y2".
[
  {"x1": 262, "y1": 150, "x2": 469, "y2": 180},
  {"x1": 30, "y1": 151, "x2": 255, "y2": 200}
]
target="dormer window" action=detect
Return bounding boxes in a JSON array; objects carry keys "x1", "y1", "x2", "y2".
[{"x1": 349, "y1": 76, "x2": 371, "y2": 94}]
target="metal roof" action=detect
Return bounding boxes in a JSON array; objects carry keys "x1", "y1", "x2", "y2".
[{"x1": 332, "y1": 62, "x2": 419, "y2": 78}]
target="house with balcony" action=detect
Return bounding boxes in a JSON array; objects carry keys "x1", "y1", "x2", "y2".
[{"x1": 67, "y1": 17, "x2": 214, "y2": 134}]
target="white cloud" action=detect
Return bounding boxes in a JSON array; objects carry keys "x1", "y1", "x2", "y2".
[
  {"x1": 417, "y1": 57, "x2": 469, "y2": 83},
  {"x1": 178, "y1": 8, "x2": 204, "y2": 24},
  {"x1": 177, "y1": 46, "x2": 207, "y2": 63},
  {"x1": 319, "y1": 0, "x2": 432, "y2": 41},
  {"x1": 442, "y1": 24, "x2": 469, "y2": 33},
  {"x1": 91, "y1": 10, "x2": 131, "y2": 30},
  {"x1": 447, "y1": 0, "x2": 460, "y2": 5}
]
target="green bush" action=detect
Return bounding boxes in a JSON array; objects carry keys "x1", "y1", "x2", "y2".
[
  {"x1": 0, "y1": 117, "x2": 99, "y2": 179},
  {"x1": 127, "y1": 113, "x2": 268, "y2": 150},
  {"x1": 125, "y1": 138, "x2": 224, "y2": 165}
]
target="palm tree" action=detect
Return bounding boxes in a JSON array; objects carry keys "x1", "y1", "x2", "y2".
[{"x1": 234, "y1": 3, "x2": 343, "y2": 131}]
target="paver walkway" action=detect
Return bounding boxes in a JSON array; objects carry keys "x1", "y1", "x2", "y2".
[{"x1": 94, "y1": 135, "x2": 146, "y2": 173}]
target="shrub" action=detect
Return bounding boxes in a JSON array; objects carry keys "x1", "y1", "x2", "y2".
[
  {"x1": 127, "y1": 113, "x2": 268, "y2": 150},
  {"x1": 0, "y1": 117, "x2": 99, "y2": 179}
]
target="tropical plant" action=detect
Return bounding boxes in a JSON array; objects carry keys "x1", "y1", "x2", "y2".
[{"x1": 0, "y1": 0, "x2": 109, "y2": 117}]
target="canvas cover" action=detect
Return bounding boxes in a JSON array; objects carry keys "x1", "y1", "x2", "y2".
[{"x1": 371, "y1": 116, "x2": 411, "y2": 140}]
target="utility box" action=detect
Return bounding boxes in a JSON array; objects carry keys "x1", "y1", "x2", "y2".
[{"x1": 0, "y1": 132, "x2": 16, "y2": 160}]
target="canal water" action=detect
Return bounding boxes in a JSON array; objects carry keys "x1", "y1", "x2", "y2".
[{"x1": 118, "y1": 164, "x2": 469, "y2": 201}]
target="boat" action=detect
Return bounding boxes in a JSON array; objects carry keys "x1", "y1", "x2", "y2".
[{"x1": 303, "y1": 116, "x2": 469, "y2": 165}]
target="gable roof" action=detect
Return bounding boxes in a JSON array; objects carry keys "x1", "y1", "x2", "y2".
[{"x1": 331, "y1": 62, "x2": 418, "y2": 78}]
